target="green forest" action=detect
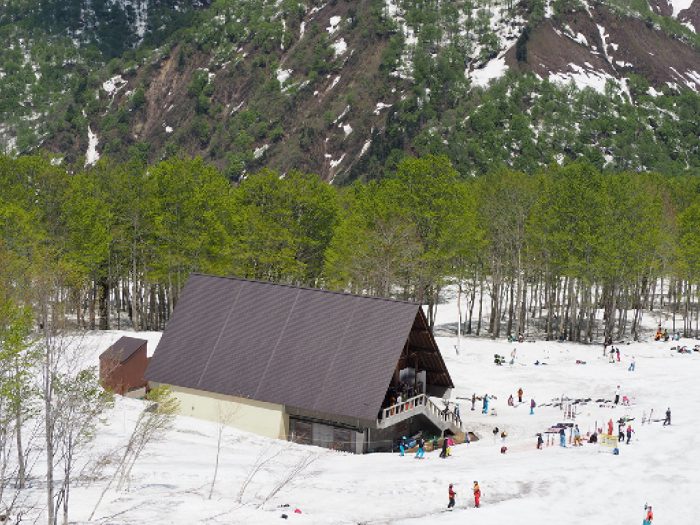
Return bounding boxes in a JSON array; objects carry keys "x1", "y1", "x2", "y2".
[{"x1": 2, "y1": 153, "x2": 700, "y2": 342}]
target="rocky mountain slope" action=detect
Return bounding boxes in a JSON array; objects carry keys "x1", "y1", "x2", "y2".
[{"x1": 1, "y1": 0, "x2": 698, "y2": 180}]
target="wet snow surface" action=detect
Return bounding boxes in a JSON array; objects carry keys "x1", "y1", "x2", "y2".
[{"x1": 23, "y1": 298, "x2": 700, "y2": 524}]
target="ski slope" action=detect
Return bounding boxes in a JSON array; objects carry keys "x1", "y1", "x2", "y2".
[{"x1": 21, "y1": 301, "x2": 700, "y2": 524}]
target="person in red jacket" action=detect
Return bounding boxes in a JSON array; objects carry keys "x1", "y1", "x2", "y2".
[
  {"x1": 607, "y1": 418, "x2": 614, "y2": 436},
  {"x1": 473, "y1": 481, "x2": 481, "y2": 508},
  {"x1": 447, "y1": 484, "x2": 456, "y2": 510},
  {"x1": 643, "y1": 504, "x2": 653, "y2": 524}
]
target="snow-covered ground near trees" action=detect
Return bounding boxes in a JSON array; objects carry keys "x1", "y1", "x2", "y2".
[{"x1": 19, "y1": 296, "x2": 700, "y2": 524}]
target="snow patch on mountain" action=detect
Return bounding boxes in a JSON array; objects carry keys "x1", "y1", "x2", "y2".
[
  {"x1": 332, "y1": 38, "x2": 348, "y2": 57},
  {"x1": 254, "y1": 144, "x2": 269, "y2": 159},
  {"x1": 360, "y1": 139, "x2": 372, "y2": 156},
  {"x1": 668, "y1": 0, "x2": 694, "y2": 17},
  {"x1": 85, "y1": 125, "x2": 100, "y2": 167},
  {"x1": 329, "y1": 153, "x2": 345, "y2": 169},
  {"x1": 276, "y1": 68, "x2": 292, "y2": 85},
  {"x1": 327, "y1": 16, "x2": 342, "y2": 34},
  {"x1": 374, "y1": 102, "x2": 392, "y2": 114},
  {"x1": 103, "y1": 75, "x2": 127, "y2": 96},
  {"x1": 549, "y1": 64, "x2": 615, "y2": 94},
  {"x1": 327, "y1": 75, "x2": 341, "y2": 91},
  {"x1": 470, "y1": 56, "x2": 509, "y2": 88}
]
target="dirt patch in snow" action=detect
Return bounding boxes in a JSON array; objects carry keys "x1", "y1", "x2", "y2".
[
  {"x1": 649, "y1": 0, "x2": 674, "y2": 17},
  {"x1": 509, "y1": 5, "x2": 700, "y2": 90},
  {"x1": 678, "y1": 0, "x2": 700, "y2": 31}
]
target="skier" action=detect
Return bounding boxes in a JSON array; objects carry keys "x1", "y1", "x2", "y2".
[
  {"x1": 626, "y1": 424, "x2": 634, "y2": 444},
  {"x1": 618, "y1": 421, "x2": 625, "y2": 442},
  {"x1": 614, "y1": 385, "x2": 620, "y2": 405},
  {"x1": 415, "y1": 437, "x2": 425, "y2": 459},
  {"x1": 559, "y1": 427, "x2": 566, "y2": 447},
  {"x1": 518, "y1": 387, "x2": 523, "y2": 403},
  {"x1": 643, "y1": 504, "x2": 654, "y2": 524},
  {"x1": 537, "y1": 433, "x2": 544, "y2": 449},
  {"x1": 530, "y1": 398, "x2": 536, "y2": 415},
  {"x1": 501, "y1": 430, "x2": 507, "y2": 442},
  {"x1": 440, "y1": 436, "x2": 448, "y2": 458},
  {"x1": 573, "y1": 424, "x2": 582, "y2": 446},
  {"x1": 482, "y1": 394, "x2": 489, "y2": 414},
  {"x1": 608, "y1": 418, "x2": 614, "y2": 436},
  {"x1": 663, "y1": 407, "x2": 671, "y2": 426},
  {"x1": 471, "y1": 393, "x2": 476, "y2": 411},
  {"x1": 508, "y1": 394, "x2": 514, "y2": 407},
  {"x1": 628, "y1": 357, "x2": 636, "y2": 371},
  {"x1": 492, "y1": 426, "x2": 499, "y2": 442},
  {"x1": 473, "y1": 481, "x2": 481, "y2": 508},
  {"x1": 448, "y1": 484, "x2": 456, "y2": 510}
]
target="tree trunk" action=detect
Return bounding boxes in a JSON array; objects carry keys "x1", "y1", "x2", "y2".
[
  {"x1": 545, "y1": 274, "x2": 554, "y2": 341},
  {"x1": 467, "y1": 275, "x2": 476, "y2": 334},
  {"x1": 476, "y1": 276, "x2": 484, "y2": 336},
  {"x1": 456, "y1": 282, "x2": 463, "y2": 354},
  {"x1": 44, "y1": 336, "x2": 55, "y2": 525},
  {"x1": 15, "y1": 404, "x2": 25, "y2": 489},
  {"x1": 558, "y1": 276, "x2": 568, "y2": 339},
  {"x1": 506, "y1": 276, "x2": 515, "y2": 337},
  {"x1": 98, "y1": 277, "x2": 110, "y2": 330},
  {"x1": 88, "y1": 282, "x2": 96, "y2": 330}
]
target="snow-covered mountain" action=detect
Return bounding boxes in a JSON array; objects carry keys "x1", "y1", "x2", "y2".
[{"x1": 1, "y1": 0, "x2": 698, "y2": 178}]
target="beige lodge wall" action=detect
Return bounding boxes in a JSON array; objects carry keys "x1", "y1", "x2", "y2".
[{"x1": 152, "y1": 383, "x2": 289, "y2": 440}]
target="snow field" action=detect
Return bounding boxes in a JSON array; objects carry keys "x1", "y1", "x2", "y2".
[{"x1": 20, "y1": 293, "x2": 700, "y2": 524}]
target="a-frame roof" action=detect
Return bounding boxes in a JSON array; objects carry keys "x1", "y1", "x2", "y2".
[{"x1": 145, "y1": 274, "x2": 448, "y2": 421}]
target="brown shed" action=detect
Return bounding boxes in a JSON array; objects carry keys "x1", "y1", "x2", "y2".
[{"x1": 99, "y1": 336, "x2": 148, "y2": 395}]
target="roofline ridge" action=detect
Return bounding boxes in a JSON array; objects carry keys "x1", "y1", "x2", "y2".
[{"x1": 189, "y1": 273, "x2": 421, "y2": 307}]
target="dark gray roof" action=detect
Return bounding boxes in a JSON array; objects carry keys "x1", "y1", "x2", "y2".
[
  {"x1": 100, "y1": 336, "x2": 147, "y2": 363},
  {"x1": 145, "y1": 274, "x2": 426, "y2": 421}
]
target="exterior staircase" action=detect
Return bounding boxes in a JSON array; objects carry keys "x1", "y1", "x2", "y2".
[{"x1": 376, "y1": 394, "x2": 466, "y2": 435}]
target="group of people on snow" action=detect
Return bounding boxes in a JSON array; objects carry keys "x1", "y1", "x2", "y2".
[{"x1": 447, "y1": 481, "x2": 481, "y2": 510}]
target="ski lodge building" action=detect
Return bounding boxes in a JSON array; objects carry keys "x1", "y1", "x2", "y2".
[{"x1": 145, "y1": 274, "x2": 466, "y2": 453}]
